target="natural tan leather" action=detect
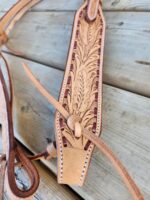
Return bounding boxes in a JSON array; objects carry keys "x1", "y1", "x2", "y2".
[
  {"x1": 24, "y1": 63, "x2": 145, "y2": 200},
  {"x1": 22, "y1": 63, "x2": 69, "y2": 120},
  {"x1": 55, "y1": 0, "x2": 105, "y2": 185},
  {"x1": 24, "y1": 2, "x2": 144, "y2": 200},
  {"x1": 0, "y1": 54, "x2": 57, "y2": 200},
  {"x1": 0, "y1": 0, "x2": 42, "y2": 34},
  {"x1": 0, "y1": 32, "x2": 8, "y2": 46},
  {"x1": 87, "y1": 0, "x2": 100, "y2": 21},
  {"x1": 61, "y1": 148, "x2": 87, "y2": 185},
  {"x1": 83, "y1": 131, "x2": 144, "y2": 200},
  {"x1": 0, "y1": 0, "x2": 44, "y2": 199},
  {"x1": 0, "y1": 0, "x2": 145, "y2": 200}
]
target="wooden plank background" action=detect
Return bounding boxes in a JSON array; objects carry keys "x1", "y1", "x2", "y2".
[
  {"x1": 1, "y1": 0, "x2": 150, "y2": 11},
  {"x1": 1, "y1": 11, "x2": 149, "y2": 97},
  {"x1": 0, "y1": 1, "x2": 150, "y2": 200}
]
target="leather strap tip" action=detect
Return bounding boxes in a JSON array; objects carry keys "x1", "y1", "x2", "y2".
[
  {"x1": 0, "y1": 32, "x2": 8, "y2": 46},
  {"x1": 86, "y1": 0, "x2": 99, "y2": 22},
  {"x1": 45, "y1": 142, "x2": 57, "y2": 160}
]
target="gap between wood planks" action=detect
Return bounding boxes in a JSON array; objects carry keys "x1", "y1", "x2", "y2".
[
  {"x1": 1, "y1": 11, "x2": 150, "y2": 98},
  {"x1": 2, "y1": 50, "x2": 150, "y2": 100},
  {"x1": 1, "y1": 0, "x2": 150, "y2": 13},
  {"x1": 27, "y1": 9, "x2": 150, "y2": 12},
  {"x1": 1, "y1": 9, "x2": 150, "y2": 14}
]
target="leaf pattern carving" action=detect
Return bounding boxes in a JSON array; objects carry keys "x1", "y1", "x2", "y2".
[{"x1": 62, "y1": 10, "x2": 103, "y2": 149}]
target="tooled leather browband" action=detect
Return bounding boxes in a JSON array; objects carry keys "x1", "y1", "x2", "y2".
[{"x1": 0, "y1": 0, "x2": 145, "y2": 200}]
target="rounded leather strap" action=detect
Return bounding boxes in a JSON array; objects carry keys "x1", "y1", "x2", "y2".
[
  {"x1": 0, "y1": 53, "x2": 13, "y2": 105},
  {"x1": 0, "y1": 1, "x2": 43, "y2": 197},
  {"x1": 0, "y1": 0, "x2": 42, "y2": 47},
  {"x1": 7, "y1": 146, "x2": 40, "y2": 198}
]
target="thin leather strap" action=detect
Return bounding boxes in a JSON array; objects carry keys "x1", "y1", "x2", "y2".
[
  {"x1": 0, "y1": 53, "x2": 13, "y2": 105},
  {"x1": 0, "y1": 65, "x2": 40, "y2": 198},
  {"x1": 0, "y1": 0, "x2": 42, "y2": 48},
  {"x1": 83, "y1": 131, "x2": 144, "y2": 200},
  {"x1": 0, "y1": 0, "x2": 42, "y2": 35},
  {"x1": 22, "y1": 63, "x2": 69, "y2": 120},
  {"x1": 23, "y1": 64, "x2": 145, "y2": 200},
  {"x1": 0, "y1": 54, "x2": 56, "y2": 199},
  {"x1": 0, "y1": 32, "x2": 8, "y2": 46},
  {"x1": 0, "y1": 2, "x2": 45, "y2": 198}
]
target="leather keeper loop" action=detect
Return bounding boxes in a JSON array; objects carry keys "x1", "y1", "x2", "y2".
[
  {"x1": 0, "y1": 32, "x2": 8, "y2": 46},
  {"x1": 45, "y1": 142, "x2": 57, "y2": 160},
  {"x1": 86, "y1": 0, "x2": 100, "y2": 22}
]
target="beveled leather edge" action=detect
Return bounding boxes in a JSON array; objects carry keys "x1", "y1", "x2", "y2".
[{"x1": 0, "y1": 0, "x2": 42, "y2": 46}]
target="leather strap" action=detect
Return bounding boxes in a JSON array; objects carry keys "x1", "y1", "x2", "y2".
[
  {"x1": 83, "y1": 131, "x2": 144, "y2": 200},
  {"x1": 23, "y1": 64, "x2": 145, "y2": 200},
  {"x1": 0, "y1": 0, "x2": 43, "y2": 58},
  {"x1": 0, "y1": 0, "x2": 145, "y2": 199},
  {"x1": 0, "y1": 0, "x2": 42, "y2": 47},
  {"x1": 0, "y1": 0, "x2": 56, "y2": 199},
  {"x1": 0, "y1": 54, "x2": 57, "y2": 199},
  {"x1": 86, "y1": 0, "x2": 100, "y2": 21},
  {"x1": 0, "y1": 61, "x2": 39, "y2": 198},
  {"x1": 0, "y1": 32, "x2": 8, "y2": 46},
  {"x1": 22, "y1": 63, "x2": 69, "y2": 120}
]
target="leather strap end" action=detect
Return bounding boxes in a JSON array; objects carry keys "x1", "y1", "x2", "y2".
[
  {"x1": 0, "y1": 32, "x2": 8, "y2": 46},
  {"x1": 86, "y1": 0, "x2": 100, "y2": 22},
  {"x1": 45, "y1": 142, "x2": 57, "y2": 160}
]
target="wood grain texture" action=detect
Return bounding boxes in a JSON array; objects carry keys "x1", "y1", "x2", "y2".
[
  {"x1": 0, "y1": 0, "x2": 150, "y2": 11},
  {"x1": 1, "y1": 11, "x2": 150, "y2": 97},
  {"x1": 2, "y1": 53, "x2": 150, "y2": 200}
]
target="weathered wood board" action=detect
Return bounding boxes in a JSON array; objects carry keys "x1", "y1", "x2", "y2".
[
  {"x1": 0, "y1": 0, "x2": 150, "y2": 11},
  {"x1": 1, "y1": 11, "x2": 150, "y2": 97},
  {"x1": 2, "y1": 53, "x2": 149, "y2": 200}
]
